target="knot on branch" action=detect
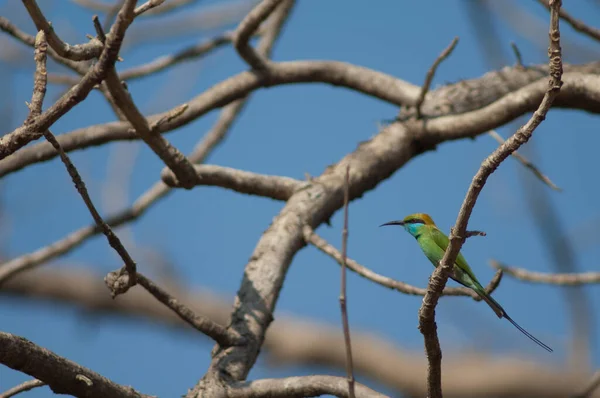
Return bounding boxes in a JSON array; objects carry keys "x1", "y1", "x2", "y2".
[{"x1": 104, "y1": 267, "x2": 136, "y2": 297}]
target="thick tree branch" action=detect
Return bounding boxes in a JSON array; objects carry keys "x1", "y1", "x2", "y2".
[
  {"x1": 4, "y1": 63, "x2": 600, "y2": 179},
  {"x1": 0, "y1": 332, "x2": 151, "y2": 398}
]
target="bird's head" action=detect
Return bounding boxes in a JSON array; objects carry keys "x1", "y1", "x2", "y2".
[{"x1": 380, "y1": 213, "x2": 437, "y2": 237}]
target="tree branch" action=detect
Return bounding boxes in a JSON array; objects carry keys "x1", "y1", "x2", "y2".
[
  {"x1": 21, "y1": 0, "x2": 104, "y2": 60},
  {"x1": 161, "y1": 164, "x2": 305, "y2": 200},
  {"x1": 227, "y1": 376, "x2": 387, "y2": 398},
  {"x1": 417, "y1": 2, "x2": 563, "y2": 396},
  {"x1": 0, "y1": 332, "x2": 151, "y2": 398},
  {"x1": 5, "y1": 63, "x2": 600, "y2": 178},
  {"x1": 233, "y1": 0, "x2": 281, "y2": 69},
  {"x1": 491, "y1": 260, "x2": 600, "y2": 286},
  {"x1": 0, "y1": 379, "x2": 45, "y2": 398},
  {"x1": 134, "y1": 272, "x2": 243, "y2": 347}
]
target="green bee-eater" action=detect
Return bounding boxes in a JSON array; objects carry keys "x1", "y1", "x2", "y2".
[{"x1": 381, "y1": 213, "x2": 552, "y2": 352}]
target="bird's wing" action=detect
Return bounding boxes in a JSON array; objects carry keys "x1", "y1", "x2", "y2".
[{"x1": 429, "y1": 227, "x2": 483, "y2": 286}]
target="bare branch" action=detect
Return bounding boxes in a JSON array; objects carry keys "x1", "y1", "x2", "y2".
[
  {"x1": 134, "y1": 0, "x2": 167, "y2": 16},
  {"x1": 21, "y1": 0, "x2": 104, "y2": 60},
  {"x1": 0, "y1": 379, "x2": 45, "y2": 398},
  {"x1": 304, "y1": 226, "x2": 503, "y2": 299},
  {"x1": 227, "y1": 376, "x2": 387, "y2": 398},
  {"x1": 416, "y1": 36, "x2": 459, "y2": 119},
  {"x1": 161, "y1": 164, "x2": 305, "y2": 199},
  {"x1": 234, "y1": 0, "x2": 282, "y2": 69},
  {"x1": 536, "y1": 0, "x2": 600, "y2": 42},
  {"x1": 339, "y1": 166, "x2": 356, "y2": 398},
  {"x1": 103, "y1": 68, "x2": 199, "y2": 188},
  {"x1": 120, "y1": 32, "x2": 237, "y2": 80},
  {"x1": 418, "y1": 2, "x2": 563, "y2": 396},
  {"x1": 25, "y1": 30, "x2": 49, "y2": 123},
  {"x1": 0, "y1": 332, "x2": 151, "y2": 398},
  {"x1": 134, "y1": 272, "x2": 243, "y2": 347},
  {"x1": 488, "y1": 129, "x2": 561, "y2": 191},
  {"x1": 491, "y1": 260, "x2": 600, "y2": 286}
]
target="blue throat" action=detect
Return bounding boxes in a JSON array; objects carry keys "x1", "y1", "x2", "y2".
[{"x1": 404, "y1": 223, "x2": 423, "y2": 239}]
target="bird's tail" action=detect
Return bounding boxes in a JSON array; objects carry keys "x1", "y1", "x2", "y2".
[{"x1": 474, "y1": 286, "x2": 553, "y2": 352}]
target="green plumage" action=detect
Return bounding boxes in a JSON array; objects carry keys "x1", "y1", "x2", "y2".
[{"x1": 381, "y1": 213, "x2": 552, "y2": 352}]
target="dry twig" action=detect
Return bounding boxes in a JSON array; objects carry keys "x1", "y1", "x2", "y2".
[
  {"x1": 339, "y1": 166, "x2": 356, "y2": 398},
  {"x1": 416, "y1": 37, "x2": 459, "y2": 118}
]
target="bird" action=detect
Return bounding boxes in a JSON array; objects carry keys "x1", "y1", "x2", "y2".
[{"x1": 380, "y1": 212, "x2": 552, "y2": 352}]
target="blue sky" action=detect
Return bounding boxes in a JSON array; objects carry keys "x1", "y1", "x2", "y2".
[{"x1": 1, "y1": 1, "x2": 600, "y2": 397}]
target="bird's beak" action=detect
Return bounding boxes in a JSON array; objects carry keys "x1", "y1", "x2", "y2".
[{"x1": 379, "y1": 220, "x2": 405, "y2": 227}]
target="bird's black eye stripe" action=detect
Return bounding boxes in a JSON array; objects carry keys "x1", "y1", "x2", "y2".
[{"x1": 407, "y1": 218, "x2": 425, "y2": 224}]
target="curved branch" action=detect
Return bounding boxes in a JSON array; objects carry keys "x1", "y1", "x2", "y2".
[{"x1": 0, "y1": 379, "x2": 45, "y2": 398}]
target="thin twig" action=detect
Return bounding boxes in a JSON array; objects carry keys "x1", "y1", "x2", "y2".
[
  {"x1": 536, "y1": 0, "x2": 600, "y2": 42},
  {"x1": 511, "y1": 41, "x2": 525, "y2": 68},
  {"x1": 415, "y1": 36, "x2": 459, "y2": 119},
  {"x1": 43, "y1": 124, "x2": 138, "y2": 286},
  {"x1": 304, "y1": 226, "x2": 503, "y2": 299},
  {"x1": 0, "y1": 379, "x2": 45, "y2": 398},
  {"x1": 135, "y1": 272, "x2": 243, "y2": 347},
  {"x1": 418, "y1": 2, "x2": 563, "y2": 397},
  {"x1": 92, "y1": 14, "x2": 107, "y2": 43},
  {"x1": 465, "y1": 230, "x2": 486, "y2": 238},
  {"x1": 339, "y1": 165, "x2": 356, "y2": 398},
  {"x1": 134, "y1": 0, "x2": 166, "y2": 16},
  {"x1": 488, "y1": 129, "x2": 561, "y2": 191},
  {"x1": 491, "y1": 260, "x2": 600, "y2": 286}
]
